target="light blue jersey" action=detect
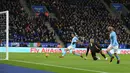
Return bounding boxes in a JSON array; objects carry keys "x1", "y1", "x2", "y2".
[
  {"x1": 71, "y1": 36, "x2": 78, "y2": 48},
  {"x1": 110, "y1": 31, "x2": 118, "y2": 46}
]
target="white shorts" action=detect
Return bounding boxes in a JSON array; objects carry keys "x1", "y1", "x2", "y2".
[
  {"x1": 108, "y1": 44, "x2": 119, "y2": 53},
  {"x1": 67, "y1": 45, "x2": 75, "y2": 50}
]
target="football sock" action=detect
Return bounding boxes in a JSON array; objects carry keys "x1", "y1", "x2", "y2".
[
  {"x1": 101, "y1": 53, "x2": 106, "y2": 58},
  {"x1": 114, "y1": 54, "x2": 120, "y2": 60},
  {"x1": 62, "y1": 50, "x2": 66, "y2": 56},
  {"x1": 107, "y1": 51, "x2": 113, "y2": 58}
]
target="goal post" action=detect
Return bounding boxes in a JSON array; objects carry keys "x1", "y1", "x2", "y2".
[
  {"x1": 0, "y1": 11, "x2": 9, "y2": 60},
  {"x1": 6, "y1": 11, "x2": 9, "y2": 60}
]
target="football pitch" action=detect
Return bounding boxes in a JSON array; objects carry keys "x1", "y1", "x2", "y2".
[{"x1": 0, "y1": 53, "x2": 130, "y2": 73}]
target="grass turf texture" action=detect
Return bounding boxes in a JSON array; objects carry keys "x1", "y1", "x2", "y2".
[{"x1": 0, "y1": 53, "x2": 130, "y2": 73}]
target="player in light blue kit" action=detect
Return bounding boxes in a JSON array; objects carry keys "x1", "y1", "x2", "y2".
[
  {"x1": 59, "y1": 33, "x2": 83, "y2": 58},
  {"x1": 106, "y1": 26, "x2": 120, "y2": 64}
]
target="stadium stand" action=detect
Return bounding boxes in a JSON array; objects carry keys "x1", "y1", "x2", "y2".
[
  {"x1": 0, "y1": 0, "x2": 130, "y2": 48},
  {"x1": 0, "y1": 0, "x2": 56, "y2": 43},
  {"x1": 47, "y1": 0, "x2": 130, "y2": 47}
]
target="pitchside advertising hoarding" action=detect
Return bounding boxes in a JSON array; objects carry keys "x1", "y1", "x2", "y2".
[{"x1": 0, "y1": 47, "x2": 130, "y2": 54}]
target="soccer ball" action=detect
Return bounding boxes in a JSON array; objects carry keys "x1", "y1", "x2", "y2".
[{"x1": 45, "y1": 53, "x2": 49, "y2": 58}]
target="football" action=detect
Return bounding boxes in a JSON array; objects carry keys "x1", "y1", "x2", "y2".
[{"x1": 45, "y1": 53, "x2": 49, "y2": 58}]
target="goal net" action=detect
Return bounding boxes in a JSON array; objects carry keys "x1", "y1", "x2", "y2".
[{"x1": 0, "y1": 11, "x2": 9, "y2": 60}]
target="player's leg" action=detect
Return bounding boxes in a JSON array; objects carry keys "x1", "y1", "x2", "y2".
[
  {"x1": 67, "y1": 45, "x2": 83, "y2": 58},
  {"x1": 91, "y1": 52, "x2": 98, "y2": 60},
  {"x1": 62, "y1": 48, "x2": 67, "y2": 56},
  {"x1": 59, "y1": 49, "x2": 66, "y2": 58},
  {"x1": 59, "y1": 47, "x2": 69, "y2": 58},
  {"x1": 114, "y1": 53, "x2": 120, "y2": 64},
  {"x1": 72, "y1": 50, "x2": 83, "y2": 58},
  {"x1": 113, "y1": 46, "x2": 120, "y2": 64},
  {"x1": 106, "y1": 45, "x2": 114, "y2": 62},
  {"x1": 84, "y1": 50, "x2": 89, "y2": 60},
  {"x1": 99, "y1": 50, "x2": 107, "y2": 60}
]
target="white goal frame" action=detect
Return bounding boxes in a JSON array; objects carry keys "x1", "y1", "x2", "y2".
[{"x1": 0, "y1": 11, "x2": 9, "y2": 60}]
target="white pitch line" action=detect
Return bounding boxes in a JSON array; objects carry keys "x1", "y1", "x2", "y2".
[{"x1": 10, "y1": 60, "x2": 108, "y2": 73}]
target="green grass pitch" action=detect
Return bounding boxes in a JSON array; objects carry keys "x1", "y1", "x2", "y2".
[{"x1": 0, "y1": 53, "x2": 130, "y2": 73}]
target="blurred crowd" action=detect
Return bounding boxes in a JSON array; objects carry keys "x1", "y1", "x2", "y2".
[
  {"x1": 0, "y1": 0, "x2": 55, "y2": 43},
  {"x1": 48, "y1": 0, "x2": 130, "y2": 46},
  {"x1": 0, "y1": 0, "x2": 130, "y2": 47},
  {"x1": 122, "y1": 13, "x2": 130, "y2": 29}
]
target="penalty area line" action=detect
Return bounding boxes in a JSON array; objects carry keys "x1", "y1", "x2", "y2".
[{"x1": 10, "y1": 60, "x2": 108, "y2": 73}]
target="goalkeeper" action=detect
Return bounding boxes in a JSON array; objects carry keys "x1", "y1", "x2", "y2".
[{"x1": 85, "y1": 39, "x2": 107, "y2": 60}]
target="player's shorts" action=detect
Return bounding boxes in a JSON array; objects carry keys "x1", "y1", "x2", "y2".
[
  {"x1": 67, "y1": 45, "x2": 75, "y2": 50},
  {"x1": 108, "y1": 44, "x2": 118, "y2": 53}
]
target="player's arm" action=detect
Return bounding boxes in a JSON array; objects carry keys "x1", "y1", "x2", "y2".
[
  {"x1": 76, "y1": 37, "x2": 83, "y2": 44},
  {"x1": 76, "y1": 40, "x2": 83, "y2": 44},
  {"x1": 95, "y1": 43, "x2": 101, "y2": 50}
]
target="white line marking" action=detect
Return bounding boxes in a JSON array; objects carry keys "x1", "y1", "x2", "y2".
[{"x1": 10, "y1": 60, "x2": 108, "y2": 73}]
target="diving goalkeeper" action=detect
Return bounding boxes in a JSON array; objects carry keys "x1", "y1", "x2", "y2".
[{"x1": 85, "y1": 39, "x2": 107, "y2": 60}]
